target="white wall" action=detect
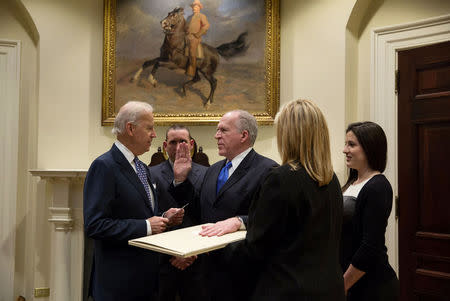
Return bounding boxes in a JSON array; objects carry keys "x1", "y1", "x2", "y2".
[
  {"x1": 23, "y1": 0, "x2": 104, "y2": 169},
  {"x1": 281, "y1": 0, "x2": 356, "y2": 181}
]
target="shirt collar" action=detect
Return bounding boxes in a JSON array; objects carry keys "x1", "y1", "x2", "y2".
[
  {"x1": 115, "y1": 140, "x2": 136, "y2": 165},
  {"x1": 168, "y1": 158, "x2": 174, "y2": 169},
  {"x1": 229, "y1": 147, "x2": 252, "y2": 170}
]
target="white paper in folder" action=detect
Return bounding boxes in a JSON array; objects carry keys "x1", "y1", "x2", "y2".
[{"x1": 129, "y1": 224, "x2": 246, "y2": 258}]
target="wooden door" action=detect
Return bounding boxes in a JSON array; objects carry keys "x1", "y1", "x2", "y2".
[{"x1": 398, "y1": 40, "x2": 450, "y2": 301}]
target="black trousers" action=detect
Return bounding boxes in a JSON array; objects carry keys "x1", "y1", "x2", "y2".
[
  {"x1": 158, "y1": 255, "x2": 208, "y2": 301},
  {"x1": 204, "y1": 251, "x2": 255, "y2": 301},
  {"x1": 347, "y1": 274, "x2": 399, "y2": 301}
]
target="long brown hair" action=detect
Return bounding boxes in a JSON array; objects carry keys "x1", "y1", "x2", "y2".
[
  {"x1": 342, "y1": 121, "x2": 387, "y2": 191},
  {"x1": 275, "y1": 99, "x2": 333, "y2": 186}
]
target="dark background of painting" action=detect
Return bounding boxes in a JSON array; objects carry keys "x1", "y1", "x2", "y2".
[{"x1": 115, "y1": 0, "x2": 266, "y2": 114}]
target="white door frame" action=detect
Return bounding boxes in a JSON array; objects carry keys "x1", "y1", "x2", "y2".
[
  {"x1": 371, "y1": 14, "x2": 450, "y2": 273},
  {"x1": 0, "y1": 39, "x2": 21, "y2": 301}
]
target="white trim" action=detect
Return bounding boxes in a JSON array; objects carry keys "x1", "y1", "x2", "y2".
[
  {"x1": 29, "y1": 169, "x2": 88, "y2": 179},
  {"x1": 30, "y1": 170, "x2": 87, "y2": 301},
  {"x1": 371, "y1": 14, "x2": 450, "y2": 274},
  {"x1": 0, "y1": 39, "x2": 21, "y2": 301}
]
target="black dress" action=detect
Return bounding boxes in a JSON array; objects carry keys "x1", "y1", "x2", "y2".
[
  {"x1": 228, "y1": 163, "x2": 345, "y2": 301},
  {"x1": 341, "y1": 174, "x2": 399, "y2": 301}
]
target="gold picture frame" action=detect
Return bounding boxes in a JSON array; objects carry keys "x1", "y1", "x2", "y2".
[{"x1": 102, "y1": 0, "x2": 280, "y2": 125}]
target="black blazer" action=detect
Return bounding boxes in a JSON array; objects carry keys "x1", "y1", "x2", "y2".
[
  {"x1": 228, "y1": 163, "x2": 345, "y2": 300},
  {"x1": 171, "y1": 149, "x2": 278, "y2": 225},
  {"x1": 83, "y1": 144, "x2": 159, "y2": 301},
  {"x1": 150, "y1": 160, "x2": 207, "y2": 228}
]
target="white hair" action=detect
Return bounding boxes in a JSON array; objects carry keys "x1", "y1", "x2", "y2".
[
  {"x1": 230, "y1": 110, "x2": 258, "y2": 146},
  {"x1": 112, "y1": 101, "x2": 153, "y2": 136}
]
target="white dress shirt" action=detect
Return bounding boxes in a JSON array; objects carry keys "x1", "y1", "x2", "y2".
[{"x1": 227, "y1": 147, "x2": 252, "y2": 179}]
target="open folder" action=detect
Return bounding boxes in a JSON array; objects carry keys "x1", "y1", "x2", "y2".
[{"x1": 129, "y1": 224, "x2": 246, "y2": 258}]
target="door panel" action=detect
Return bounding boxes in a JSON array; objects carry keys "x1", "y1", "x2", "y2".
[
  {"x1": 418, "y1": 125, "x2": 450, "y2": 233},
  {"x1": 398, "y1": 40, "x2": 450, "y2": 301}
]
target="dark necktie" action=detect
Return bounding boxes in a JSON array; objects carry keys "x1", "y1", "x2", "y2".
[
  {"x1": 216, "y1": 161, "x2": 232, "y2": 195},
  {"x1": 134, "y1": 157, "x2": 153, "y2": 209}
]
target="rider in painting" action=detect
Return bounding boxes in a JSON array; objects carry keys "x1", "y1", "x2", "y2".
[{"x1": 185, "y1": 0, "x2": 210, "y2": 78}]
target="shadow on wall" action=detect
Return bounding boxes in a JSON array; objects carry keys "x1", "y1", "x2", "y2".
[
  {"x1": 8, "y1": 0, "x2": 40, "y2": 45},
  {"x1": 347, "y1": 0, "x2": 385, "y2": 37}
]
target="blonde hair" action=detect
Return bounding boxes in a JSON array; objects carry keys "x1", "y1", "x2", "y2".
[{"x1": 275, "y1": 99, "x2": 333, "y2": 186}]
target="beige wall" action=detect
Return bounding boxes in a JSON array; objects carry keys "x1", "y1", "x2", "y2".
[
  {"x1": 356, "y1": 0, "x2": 450, "y2": 120},
  {"x1": 22, "y1": 0, "x2": 104, "y2": 169},
  {"x1": 281, "y1": 0, "x2": 356, "y2": 181},
  {"x1": 3, "y1": 0, "x2": 450, "y2": 298}
]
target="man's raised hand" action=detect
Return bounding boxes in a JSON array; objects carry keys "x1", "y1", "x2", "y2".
[{"x1": 173, "y1": 142, "x2": 192, "y2": 183}]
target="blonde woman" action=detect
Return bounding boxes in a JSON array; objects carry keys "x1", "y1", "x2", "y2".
[{"x1": 227, "y1": 99, "x2": 345, "y2": 300}]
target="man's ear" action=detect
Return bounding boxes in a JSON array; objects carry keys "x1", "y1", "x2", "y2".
[
  {"x1": 163, "y1": 140, "x2": 168, "y2": 150},
  {"x1": 241, "y1": 130, "x2": 249, "y2": 143},
  {"x1": 125, "y1": 122, "x2": 134, "y2": 136},
  {"x1": 189, "y1": 139, "x2": 195, "y2": 148}
]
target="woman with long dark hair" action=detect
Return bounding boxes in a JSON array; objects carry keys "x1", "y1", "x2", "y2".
[{"x1": 341, "y1": 121, "x2": 399, "y2": 300}]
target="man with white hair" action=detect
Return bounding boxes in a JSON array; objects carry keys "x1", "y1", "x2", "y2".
[
  {"x1": 84, "y1": 101, "x2": 184, "y2": 301},
  {"x1": 172, "y1": 110, "x2": 279, "y2": 301}
]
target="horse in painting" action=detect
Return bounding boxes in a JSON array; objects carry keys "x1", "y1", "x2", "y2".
[{"x1": 131, "y1": 7, "x2": 248, "y2": 106}]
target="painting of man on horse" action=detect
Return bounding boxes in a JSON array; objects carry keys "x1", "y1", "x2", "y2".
[
  {"x1": 185, "y1": 0, "x2": 210, "y2": 78},
  {"x1": 115, "y1": 0, "x2": 266, "y2": 113}
]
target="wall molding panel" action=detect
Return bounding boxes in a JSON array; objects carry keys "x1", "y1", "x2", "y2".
[{"x1": 0, "y1": 39, "x2": 21, "y2": 301}]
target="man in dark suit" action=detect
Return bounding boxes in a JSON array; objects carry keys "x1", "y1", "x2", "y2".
[
  {"x1": 149, "y1": 125, "x2": 208, "y2": 301},
  {"x1": 171, "y1": 110, "x2": 279, "y2": 301},
  {"x1": 83, "y1": 101, "x2": 184, "y2": 301}
]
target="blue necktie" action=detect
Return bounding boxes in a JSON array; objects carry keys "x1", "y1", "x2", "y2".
[
  {"x1": 134, "y1": 157, "x2": 153, "y2": 209},
  {"x1": 216, "y1": 161, "x2": 232, "y2": 195}
]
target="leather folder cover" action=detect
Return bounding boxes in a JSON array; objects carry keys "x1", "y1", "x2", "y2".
[{"x1": 129, "y1": 224, "x2": 246, "y2": 258}]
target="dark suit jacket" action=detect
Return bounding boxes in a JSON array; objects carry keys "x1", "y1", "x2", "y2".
[
  {"x1": 83, "y1": 144, "x2": 159, "y2": 301},
  {"x1": 171, "y1": 149, "x2": 278, "y2": 300},
  {"x1": 150, "y1": 160, "x2": 208, "y2": 300},
  {"x1": 150, "y1": 160, "x2": 207, "y2": 228},
  {"x1": 171, "y1": 149, "x2": 278, "y2": 225},
  {"x1": 228, "y1": 163, "x2": 345, "y2": 300}
]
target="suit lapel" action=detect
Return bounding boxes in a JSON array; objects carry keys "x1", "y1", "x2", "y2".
[
  {"x1": 187, "y1": 163, "x2": 201, "y2": 184},
  {"x1": 111, "y1": 144, "x2": 154, "y2": 214},
  {"x1": 161, "y1": 161, "x2": 174, "y2": 185},
  {"x1": 146, "y1": 165, "x2": 157, "y2": 215},
  {"x1": 216, "y1": 150, "x2": 256, "y2": 199}
]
